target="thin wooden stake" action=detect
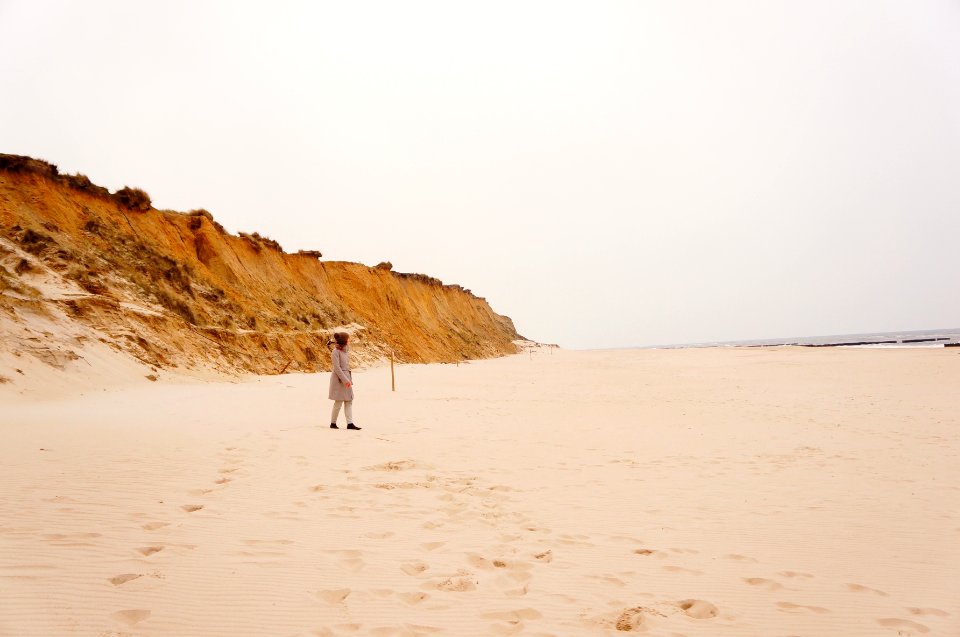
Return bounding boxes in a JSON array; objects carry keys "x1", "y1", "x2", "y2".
[{"x1": 390, "y1": 351, "x2": 395, "y2": 392}]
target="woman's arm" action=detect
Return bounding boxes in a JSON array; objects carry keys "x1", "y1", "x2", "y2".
[{"x1": 332, "y1": 350, "x2": 352, "y2": 386}]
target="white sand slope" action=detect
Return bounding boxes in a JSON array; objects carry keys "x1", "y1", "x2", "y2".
[{"x1": 1, "y1": 347, "x2": 958, "y2": 636}]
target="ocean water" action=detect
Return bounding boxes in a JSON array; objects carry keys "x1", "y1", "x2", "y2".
[{"x1": 661, "y1": 328, "x2": 960, "y2": 349}]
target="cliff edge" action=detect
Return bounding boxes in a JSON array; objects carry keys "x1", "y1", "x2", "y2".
[{"x1": 0, "y1": 155, "x2": 520, "y2": 385}]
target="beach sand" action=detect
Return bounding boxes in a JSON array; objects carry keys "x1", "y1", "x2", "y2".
[{"x1": 1, "y1": 347, "x2": 958, "y2": 636}]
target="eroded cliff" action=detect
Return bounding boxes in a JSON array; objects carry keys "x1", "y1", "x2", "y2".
[{"x1": 0, "y1": 155, "x2": 520, "y2": 382}]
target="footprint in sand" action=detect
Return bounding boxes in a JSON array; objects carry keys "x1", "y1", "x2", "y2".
[
  {"x1": 724, "y1": 553, "x2": 759, "y2": 563},
  {"x1": 219, "y1": 467, "x2": 239, "y2": 474},
  {"x1": 466, "y1": 554, "x2": 504, "y2": 570},
  {"x1": 406, "y1": 625, "x2": 443, "y2": 636},
  {"x1": 662, "y1": 565, "x2": 702, "y2": 575},
  {"x1": 364, "y1": 531, "x2": 395, "y2": 540},
  {"x1": 847, "y1": 583, "x2": 887, "y2": 596},
  {"x1": 264, "y1": 510, "x2": 304, "y2": 521},
  {"x1": 587, "y1": 574, "x2": 627, "y2": 587},
  {"x1": 523, "y1": 525, "x2": 551, "y2": 534},
  {"x1": 533, "y1": 550, "x2": 553, "y2": 563},
  {"x1": 366, "y1": 459, "x2": 422, "y2": 472},
  {"x1": 215, "y1": 477, "x2": 231, "y2": 485},
  {"x1": 558, "y1": 533, "x2": 594, "y2": 547},
  {"x1": 488, "y1": 620, "x2": 523, "y2": 634},
  {"x1": 482, "y1": 608, "x2": 544, "y2": 625},
  {"x1": 401, "y1": 561, "x2": 430, "y2": 576},
  {"x1": 111, "y1": 609, "x2": 151, "y2": 626},
  {"x1": 743, "y1": 577, "x2": 784, "y2": 591},
  {"x1": 500, "y1": 557, "x2": 534, "y2": 572},
  {"x1": 876, "y1": 618, "x2": 930, "y2": 634},
  {"x1": 421, "y1": 542, "x2": 445, "y2": 551},
  {"x1": 340, "y1": 557, "x2": 365, "y2": 572},
  {"x1": 325, "y1": 549, "x2": 365, "y2": 573},
  {"x1": 677, "y1": 599, "x2": 719, "y2": 619},
  {"x1": 239, "y1": 543, "x2": 290, "y2": 559},
  {"x1": 315, "y1": 588, "x2": 351, "y2": 604},
  {"x1": 906, "y1": 608, "x2": 949, "y2": 617},
  {"x1": 181, "y1": 504, "x2": 204, "y2": 513},
  {"x1": 615, "y1": 606, "x2": 664, "y2": 631},
  {"x1": 778, "y1": 570, "x2": 814, "y2": 579},
  {"x1": 399, "y1": 592, "x2": 430, "y2": 605},
  {"x1": 424, "y1": 575, "x2": 476, "y2": 592},
  {"x1": 108, "y1": 573, "x2": 142, "y2": 586},
  {"x1": 141, "y1": 522, "x2": 169, "y2": 531},
  {"x1": 776, "y1": 601, "x2": 829, "y2": 614},
  {"x1": 633, "y1": 548, "x2": 667, "y2": 559},
  {"x1": 136, "y1": 546, "x2": 164, "y2": 557},
  {"x1": 43, "y1": 532, "x2": 102, "y2": 544}
]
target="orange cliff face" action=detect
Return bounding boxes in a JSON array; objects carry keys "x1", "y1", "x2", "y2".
[{"x1": 0, "y1": 155, "x2": 520, "y2": 379}]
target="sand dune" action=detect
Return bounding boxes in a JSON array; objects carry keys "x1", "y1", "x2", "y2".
[
  {"x1": 1, "y1": 156, "x2": 520, "y2": 379},
  {"x1": 1, "y1": 347, "x2": 958, "y2": 636}
]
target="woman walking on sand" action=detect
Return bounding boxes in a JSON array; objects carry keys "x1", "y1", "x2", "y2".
[{"x1": 329, "y1": 332, "x2": 361, "y2": 430}]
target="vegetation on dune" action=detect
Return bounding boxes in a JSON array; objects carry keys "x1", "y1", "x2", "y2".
[
  {"x1": 113, "y1": 186, "x2": 152, "y2": 212},
  {"x1": 62, "y1": 173, "x2": 110, "y2": 198},
  {"x1": 0, "y1": 154, "x2": 148, "y2": 210}
]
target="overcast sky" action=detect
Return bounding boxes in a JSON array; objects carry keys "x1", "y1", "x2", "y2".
[{"x1": 1, "y1": 1, "x2": 958, "y2": 348}]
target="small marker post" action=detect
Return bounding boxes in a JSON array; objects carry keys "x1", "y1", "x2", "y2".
[{"x1": 390, "y1": 351, "x2": 395, "y2": 392}]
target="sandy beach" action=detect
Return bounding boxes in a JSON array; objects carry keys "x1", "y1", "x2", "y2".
[{"x1": 1, "y1": 346, "x2": 958, "y2": 636}]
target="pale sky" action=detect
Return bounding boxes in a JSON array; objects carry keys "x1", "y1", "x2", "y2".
[{"x1": 1, "y1": 1, "x2": 958, "y2": 349}]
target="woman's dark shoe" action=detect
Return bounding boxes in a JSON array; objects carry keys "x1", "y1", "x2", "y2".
[
  {"x1": 346, "y1": 423, "x2": 362, "y2": 430},
  {"x1": 330, "y1": 423, "x2": 339, "y2": 429}
]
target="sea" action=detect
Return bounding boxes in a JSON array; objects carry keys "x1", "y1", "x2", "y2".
[{"x1": 656, "y1": 328, "x2": 960, "y2": 349}]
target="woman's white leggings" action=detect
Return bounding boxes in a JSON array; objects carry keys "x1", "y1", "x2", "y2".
[{"x1": 331, "y1": 400, "x2": 353, "y2": 424}]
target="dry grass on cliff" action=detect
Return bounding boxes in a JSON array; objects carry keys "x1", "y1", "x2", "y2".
[
  {"x1": 113, "y1": 186, "x2": 152, "y2": 211},
  {"x1": 238, "y1": 232, "x2": 283, "y2": 252},
  {"x1": 0, "y1": 154, "x2": 153, "y2": 212},
  {"x1": 0, "y1": 154, "x2": 58, "y2": 176},
  {"x1": 62, "y1": 173, "x2": 110, "y2": 198}
]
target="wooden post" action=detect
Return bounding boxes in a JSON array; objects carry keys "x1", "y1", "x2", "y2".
[{"x1": 390, "y1": 351, "x2": 395, "y2": 392}]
